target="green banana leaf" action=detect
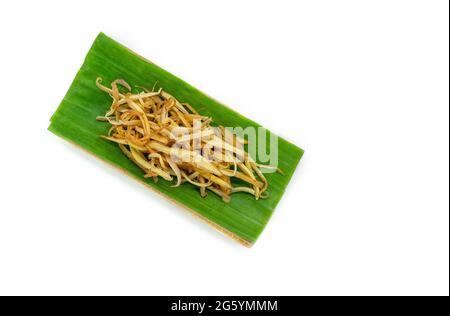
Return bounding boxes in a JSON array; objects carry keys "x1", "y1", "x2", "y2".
[{"x1": 48, "y1": 33, "x2": 304, "y2": 246}]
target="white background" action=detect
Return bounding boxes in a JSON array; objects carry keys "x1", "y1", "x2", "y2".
[{"x1": 0, "y1": 0, "x2": 448, "y2": 296}]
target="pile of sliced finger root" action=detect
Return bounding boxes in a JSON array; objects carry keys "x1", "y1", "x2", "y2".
[{"x1": 96, "y1": 78, "x2": 281, "y2": 202}]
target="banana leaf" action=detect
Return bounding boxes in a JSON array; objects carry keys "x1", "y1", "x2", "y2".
[{"x1": 48, "y1": 33, "x2": 304, "y2": 246}]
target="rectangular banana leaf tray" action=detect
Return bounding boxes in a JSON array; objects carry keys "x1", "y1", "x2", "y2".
[{"x1": 48, "y1": 33, "x2": 304, "y2": 246}]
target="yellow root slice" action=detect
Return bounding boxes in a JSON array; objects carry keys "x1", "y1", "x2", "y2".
[{"x1": 96, "y1": 77, "x2": 282, "y2": 202}]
